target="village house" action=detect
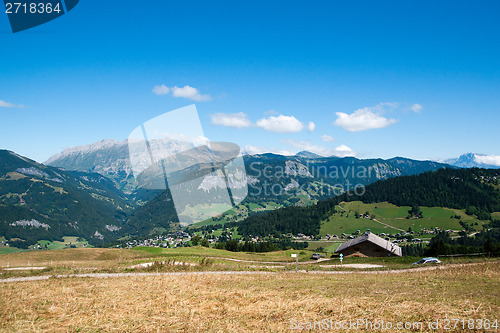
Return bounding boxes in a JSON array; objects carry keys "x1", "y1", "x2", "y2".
[{"x1": 335, "y1": 232, "x2": 402, "y2": 257}]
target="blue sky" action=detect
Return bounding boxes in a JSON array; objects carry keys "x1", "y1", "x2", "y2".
[{"x1": 1, "y1": 0, "x2": 499, "y2": 163}]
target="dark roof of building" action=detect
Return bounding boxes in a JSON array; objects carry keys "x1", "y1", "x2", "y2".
[{"x1": 335, "y1": 232, "x2": 402, "y2": 256}]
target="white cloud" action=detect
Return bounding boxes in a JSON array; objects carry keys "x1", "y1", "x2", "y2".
[
  {"x1": 411, "y1": 103, "x2": 423, "y2": 113},
  {"x1": 334, "y1": 104, "x2": 398, "y2": 132},
  {"x1": 282, "y1": 140, "x2": 328, "y2": 156},
  {"x1": 0, "y1": 99, "x2": 23, "y2": 108},
  {"x1": 381, "y1": 102, "x2": 399, "y2": 108},
  {"x1": 242, "y1": 145, "x2": 294, "y2": 156},
  {"x1": 242, "y1": 145, "x2": 267, "y2": 155},
  {"x1": 475, "y1": 154, "x2": 500, "y2": 166},
  {"x1": 242, "y1": 141, "x2": 357, "y2": 158},
  {"x1": 264, "y1": 109, "x2": 279, "y2": 116},
  {"x1": 256, "y1": 114, "x2": 304, "y2": 133},
  {"x1": 282, "y1": 139, "x2": 357, "y2": 158},
  {"x1": 152, "y1": 84, "x2": 170, "y2": 95},
  {"x1": 210, "y1": 112, "x2": 252, "y2": 128},
  {"x1": 152, "y1": 84, "x2": 211, "y2": 101},
  {"x1": 171, "y1": 85, "x2": 211, "y2": 101},
  {"x1": 321, "y1": 135, "x2": 335, "y2": 142},
  {"x1": 307, "y1": 121, "x2": 316, "y2": 132},
  {"x1": 333, "y1": 144, "x2": 357, "y2": 157}
]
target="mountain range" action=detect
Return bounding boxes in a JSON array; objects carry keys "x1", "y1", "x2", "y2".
[
  {"x1": 45, "y1": 139, "x2": 454, "y2": 203},
  {"x1": 1, "y1": 139, "x2": 498, "y2": 247}
]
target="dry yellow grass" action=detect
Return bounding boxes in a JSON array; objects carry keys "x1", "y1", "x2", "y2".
[
  {"x1": 0, "y1": 248, "x2": 146, "y2": 268},
  {"x1": 0, "y1": 263, "x2": 498, "y2": 332}
]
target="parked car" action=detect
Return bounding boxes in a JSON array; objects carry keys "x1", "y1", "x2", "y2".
[
  {"x1": 311, "y1": 253, "x2": 321, "y2": 260},
  {"x1": 412, "y1": 257, "x2": 441, "y2": 265}
]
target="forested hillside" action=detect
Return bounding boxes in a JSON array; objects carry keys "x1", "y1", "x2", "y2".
[
  {"x1": 0, "y1": 150, "x2": 134, "y2": 247},
  {"x1": 237, "y1": 168, "x2": 500, "y2": 237},
  {"x1": 349, "y1": 168, "x2": 500, "y2": 214}
]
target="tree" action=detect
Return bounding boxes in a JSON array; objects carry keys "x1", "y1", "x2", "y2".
[
  {"x1": 466, "y1": 205, "x2": 478, "y2": 216},
  {"x1": 484, "y1": 238, "x2": 495, "y2": 253},
  {"x1": 408, "y1": 205, "x2": 422, "y2": 218},
  {"x1": 191, "y1": 235, "x2": 201, "y2": 246}
]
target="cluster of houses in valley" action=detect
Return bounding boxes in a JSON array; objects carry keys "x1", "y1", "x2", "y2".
[
  {"x1": 117, "y1": 231, "x2": 192, "y2": 249},
  {"x1": 112, "y1": 223, "x2": 462, "y2": 259}
]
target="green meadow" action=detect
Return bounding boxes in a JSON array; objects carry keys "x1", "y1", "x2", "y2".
[{"x1": 320, "y1": 201, "x2": 486, "y2": 236}]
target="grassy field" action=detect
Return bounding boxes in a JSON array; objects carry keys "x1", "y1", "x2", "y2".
[
  {"x1": 0, "y1": 247, "x2": 22, "y2": 255},
  {"x1": 306, "y1": 241, "x2": 342, "y2": 253},
  {"x1": 0, "y1": 236, "x2": 91, "y2": 254},
  {"x1": 320, "y1": 201, "x2": 486, "y2": 236},
  {"x1": 190, "y1": 201, "x2": 284, "y2": 227},
  {"x1": 190, "y1": 197, "x2": 318, "y2": 229},
  {"x1": 0, "y1": 247, "x2": 307, "y2": 269},
  {"x1": 1, "y1": 246, "x2": 497, "y2": 282},
  {"x1": 0, "y1": 237, "x2": 20, "y2": 254},
  {"x1": 37, "y1": 236, "x2": 91, "y2": 250},
  {"x1": 0, "y1": 247, "x2": 322, "y2": 280},
  {"x1": 0, "y1": 262, "x2": 498, "y2": 332}
]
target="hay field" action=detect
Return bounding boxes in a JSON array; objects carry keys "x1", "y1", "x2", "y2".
[{"x1": 0, "y1": 262, "x2": 498, "y2": 332}]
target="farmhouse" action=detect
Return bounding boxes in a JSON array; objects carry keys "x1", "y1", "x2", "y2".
[{"x1": 335, "y1": 232, "x2": 402, "y2": 257}]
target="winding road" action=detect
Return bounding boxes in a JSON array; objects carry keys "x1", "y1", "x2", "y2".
[{"x1": 1, "y1": 262, "x2": 494, "y2": 284}]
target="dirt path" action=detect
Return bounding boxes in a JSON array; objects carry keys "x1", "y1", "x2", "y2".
[
  {"x1": 209, "y1": 257, "x2": 332, "y2": 265},
  {"x1": 372, "y1": 218, "x2": 405, "y2": 232},
  {"x1": 3, "y1": 267, "x2": 46, "y2": 271},
  {"x1": 336, "y1": 204, "x2": 348, "y2": 212},
  {"x1": 1, "y1": 262, "x2": 494, "y2": 284}
]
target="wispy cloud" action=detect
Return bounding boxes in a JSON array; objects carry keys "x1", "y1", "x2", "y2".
[
  {"x1": 0, "y1": 99, "x2": 23, "y2": 108},
  {"x1": 210, "y1": 112, "x2": 252, "y2": 128},
  {"x1": 152, "y1": 84, "x2": 211, "y2": 101},
  {"x1": 152, "y1": 84, "x2": 169, "y2": 95},
  {"x1": 321, "y1": 134, "x2": 335, "y2": 142},
  {"x1": 411, "y1": 103, "x2": 423, "y2": 113},
  {"x1": 264, "y1": 109, "x2": 279, "y2": 116},
  {"x1": 242, "y1": 145, "x2": 294, "y2": 156},
  {"x1": 307, "y1": 121, "x2": 316, "y2": 132},
  {"x1": 256, "y1": 114, "x2": 304, "y2": 133},
  {"x1": 334, "y1": 103, "x2": 398, "y2": 132}
]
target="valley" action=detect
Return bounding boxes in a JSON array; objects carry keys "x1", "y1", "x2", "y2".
[{"x1": 1, "y1": 146, "x2": 499, "y2": 261}]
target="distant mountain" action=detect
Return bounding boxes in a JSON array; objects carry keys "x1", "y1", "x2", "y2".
[
  {"x1": 0, "y1": 150, "x2": 135, "y2": 247},
  {"x1": 42, "y1": 140, "x2": 452, "y2": 236},
  {"x1": 46, "y1": 139, "x2": 453, "y2": 205},
  {"x1": 294, "y1": 151, "x2": 324, "y2": 159},
  {"x1": 5, "y1": 141, "x2": 498, "y2": 246},
  {"x1": 45, "y1": 139, "x2": 136, "y2": 193},
  {"x1": 130, "y1": 153, "x2": 451, "y2": 232},
  {"x1": 243, "y1": 154, "x2": 450, "y2": 203},
  {"x1": 445, "y1": 153, "x2": 500, "y2": 169}
]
